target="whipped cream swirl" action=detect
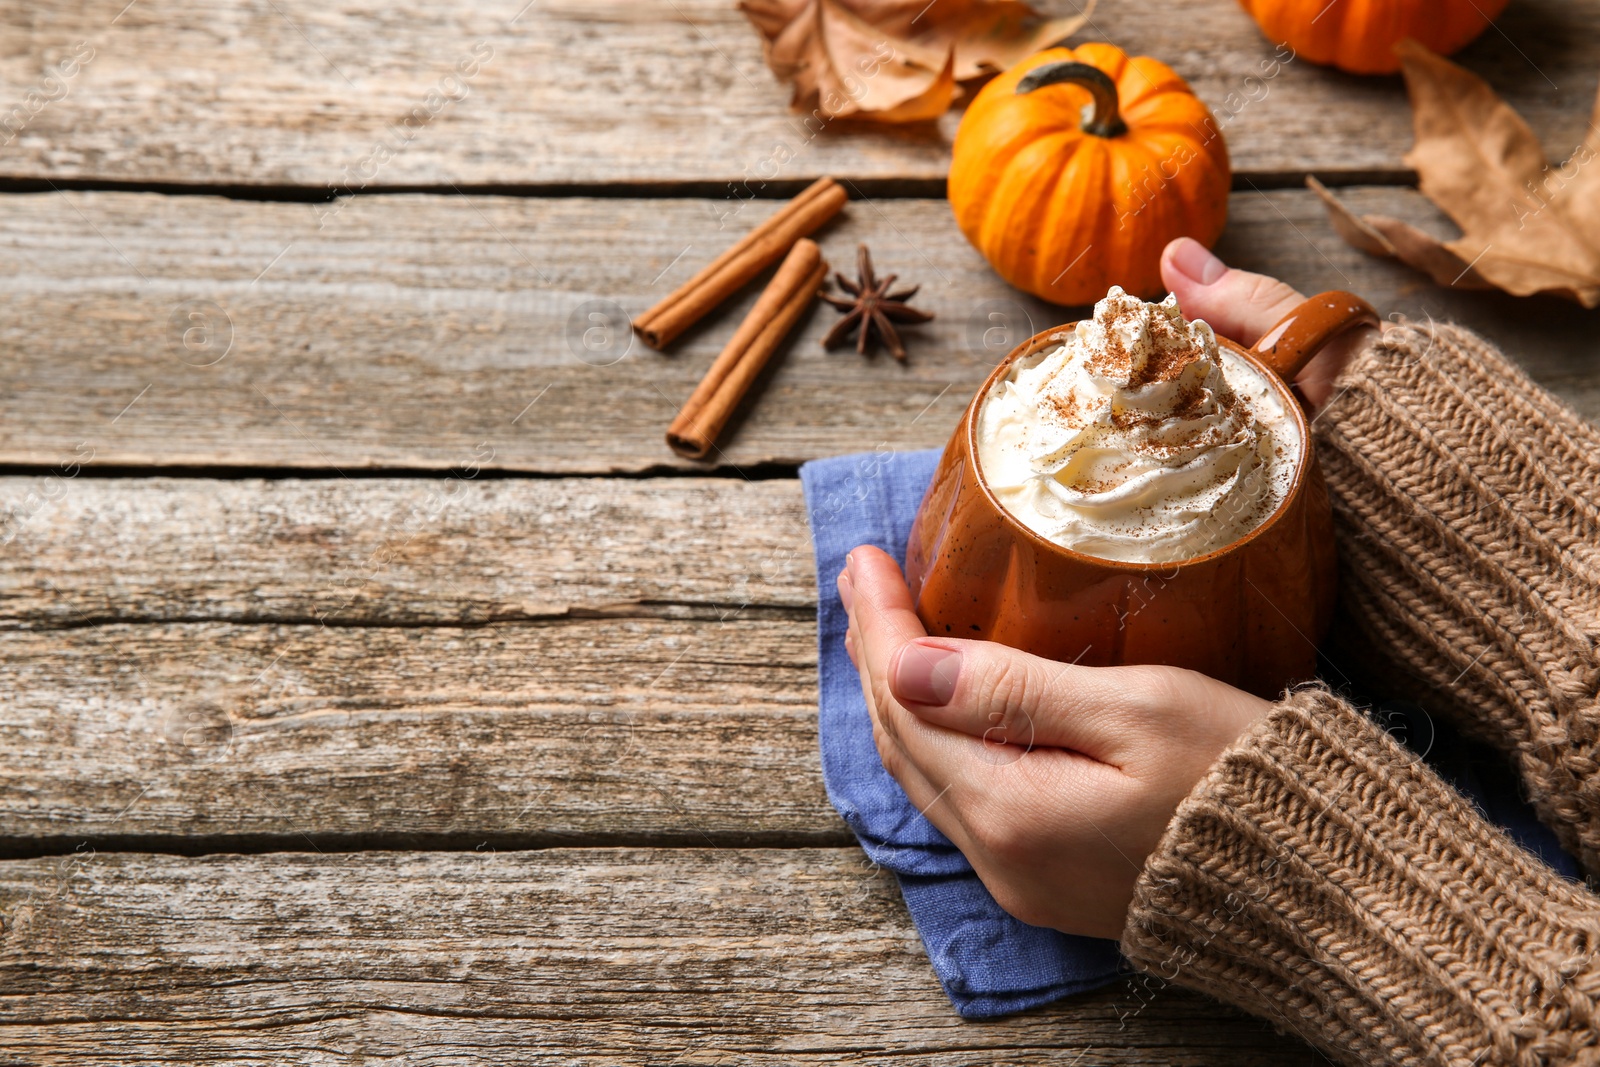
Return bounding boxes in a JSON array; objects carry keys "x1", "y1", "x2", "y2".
[{"x1": 976, "y1": 287, "x2": 1300, "y2": 564}]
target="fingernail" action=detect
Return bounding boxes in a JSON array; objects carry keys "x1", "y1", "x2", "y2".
[
  {"x1": 836, "y1": 570, "x2": 855, "y2": 611},
  {"x1": 1171, "y1": 237, "x2": 1227, "y2": 285},
  {"x1": 893, "y1": 642, "x2": 961, "y2": 707}
]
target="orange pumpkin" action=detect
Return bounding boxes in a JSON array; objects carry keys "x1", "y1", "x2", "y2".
[
  {"x1": 948, "y1": 44, "x2": 1230, "y2": 307},
  {"x1": 1237, "y1": 0, "x2": 1509, "y2": 74}
]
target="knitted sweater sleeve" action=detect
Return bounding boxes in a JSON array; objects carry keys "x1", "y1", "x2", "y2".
[
  {"x1": 1121, "y1": 689, "x2": 1600, "y2": 1067},
  {"x1": 1313, "y1": 321, "x2": 1600, "y2": 872},
  {"x1": 1119, "y1": 322, "x2": 1600, "y2": 1065}
]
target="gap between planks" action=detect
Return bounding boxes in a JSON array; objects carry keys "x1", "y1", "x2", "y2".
[
  {"x1": 0, "y1": 169, "x2": 1420, "y2": 203},
  {"x1": 0, "y1": 830, "x2": 854, "y2": 861},
  {"x1": 0, "y1": 462, "x2": 807, "y2": 481}
]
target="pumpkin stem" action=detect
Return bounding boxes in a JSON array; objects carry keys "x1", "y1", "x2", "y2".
[{"x1": 1015, "y1": 61, "x2": 1127, "y2": 139}]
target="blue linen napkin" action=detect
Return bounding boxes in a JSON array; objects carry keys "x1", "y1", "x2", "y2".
[
  {"x1": 801, "y1": 449, "x2": 1123, "y2": 1017},
  {"x1": 800, "y1": 448, "x2": 1580, "y2": 1020}
]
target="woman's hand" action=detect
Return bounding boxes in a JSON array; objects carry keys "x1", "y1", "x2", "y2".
[
  {"x1": 839, "y1": 239, "x2": 1360, "y2": 938},
  {"x1": 839, "y1": 547, "x2": 1270, "y2": 939},
  {"x1": 1162, "y1": 236, "x2": 1379, "y2": 412}
]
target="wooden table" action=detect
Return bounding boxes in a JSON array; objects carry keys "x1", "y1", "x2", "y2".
[{"x1": 2, "y1": 1, "x2": 1596, "y2": 1061}]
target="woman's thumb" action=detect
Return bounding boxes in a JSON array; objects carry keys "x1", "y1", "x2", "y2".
[
  {"x1": 888, "y1": 638, "x2": 1121, "y2": 760},
  {"x1": 1160, "y1": 238, "x2": 1305, "y2": 348}
]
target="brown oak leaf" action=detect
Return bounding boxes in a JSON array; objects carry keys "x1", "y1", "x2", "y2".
[
  {"x1": 739, "y1": 0, "x2": 1094, "y2": 123},
  {"x1": 1313, "y1": 40, "x2": 1600, "y2": 307}
]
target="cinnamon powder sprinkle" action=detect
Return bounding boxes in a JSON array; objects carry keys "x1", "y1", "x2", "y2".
[{"x1": 1085, "y1": 304, "x2": 1211, "y2": 388}]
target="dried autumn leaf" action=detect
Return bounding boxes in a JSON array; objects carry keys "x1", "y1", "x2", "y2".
[
  {"x1": 939, "y1": 1, "x2": 1093, "y2": 79},
  {"x1": 1309, "y1": 176, "x2": 1495, "y2": 291},
  {"x1": 1313, "y1": 40, "x2": 1600, "y2": 307},
  {"x1": 747, "y1": 0, "x2": 957, "y2": 123},
  {"x1": 739, "y1": 0, "x2": 1094, "y2": 123}
]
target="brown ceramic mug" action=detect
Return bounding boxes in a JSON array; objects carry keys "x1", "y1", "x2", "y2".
[{"x1": 904, "y1": 292, "x2": 1378, "y2": 698}]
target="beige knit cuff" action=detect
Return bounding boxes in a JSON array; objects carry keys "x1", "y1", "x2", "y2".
[
  {"x1": 1332, "y1": 320, "x2": 1600, "y2": 498},
  {"x1": 1310, "y1": 318, "x2": 1600, "y2": 872},
  {"x1": 1121, "y1": 688, "x2": 1600, "y2": 1067}
]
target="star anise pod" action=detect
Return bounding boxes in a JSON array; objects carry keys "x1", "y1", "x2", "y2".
[{"x1": 820, "y1": 244, "x2": 934, "y2": 362}]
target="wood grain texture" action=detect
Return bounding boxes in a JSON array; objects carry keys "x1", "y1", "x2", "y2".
[
  {"x1": 0, "y1": 478, "x2": 825, "y2": 846},
  {"x1": 0, "y1": 477, "x2": 813, "y2": 626},
  {"x1": 0, "y1": 617, "x2": 834, "y2": 848},
  {"x1": 0, "y1": 0, "x2": 1595, "y2": 187},
  {"x1": 3, "y1": 186, "x2": 1597, "y2": 473},
  {"x1": 0, "y1": 848, "x2": 1319, "y2": 1064}
]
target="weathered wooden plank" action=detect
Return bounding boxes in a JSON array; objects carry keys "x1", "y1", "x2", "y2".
[
  {"x1": 0, "y1": 0, "x2": 1593, "y2": 187},
  {"x1": 2, "y1": 187, "x2": 1595, "y2": 473},
  {"x1": 0, "y1": 477, "x2": 813, "y2": 627},
  {"x1": 0, "y1": 848, "x2": 1317, "y2": 1064},
  {"x1": 0, "y1": 618, "x2": 835, "y2": 848}
]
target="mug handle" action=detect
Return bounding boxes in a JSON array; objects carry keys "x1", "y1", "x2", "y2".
[{"x1": 1250, "y1": 291, "x2": 1380, "y2": 381}]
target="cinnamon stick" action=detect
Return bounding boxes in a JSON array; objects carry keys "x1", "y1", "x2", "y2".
[
  {"x1": 666, "y1": 239, "x2": 826, "y2": 460},
  {"x1": 634, "y1": 177, "x2": 847, "y2": 350}
]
